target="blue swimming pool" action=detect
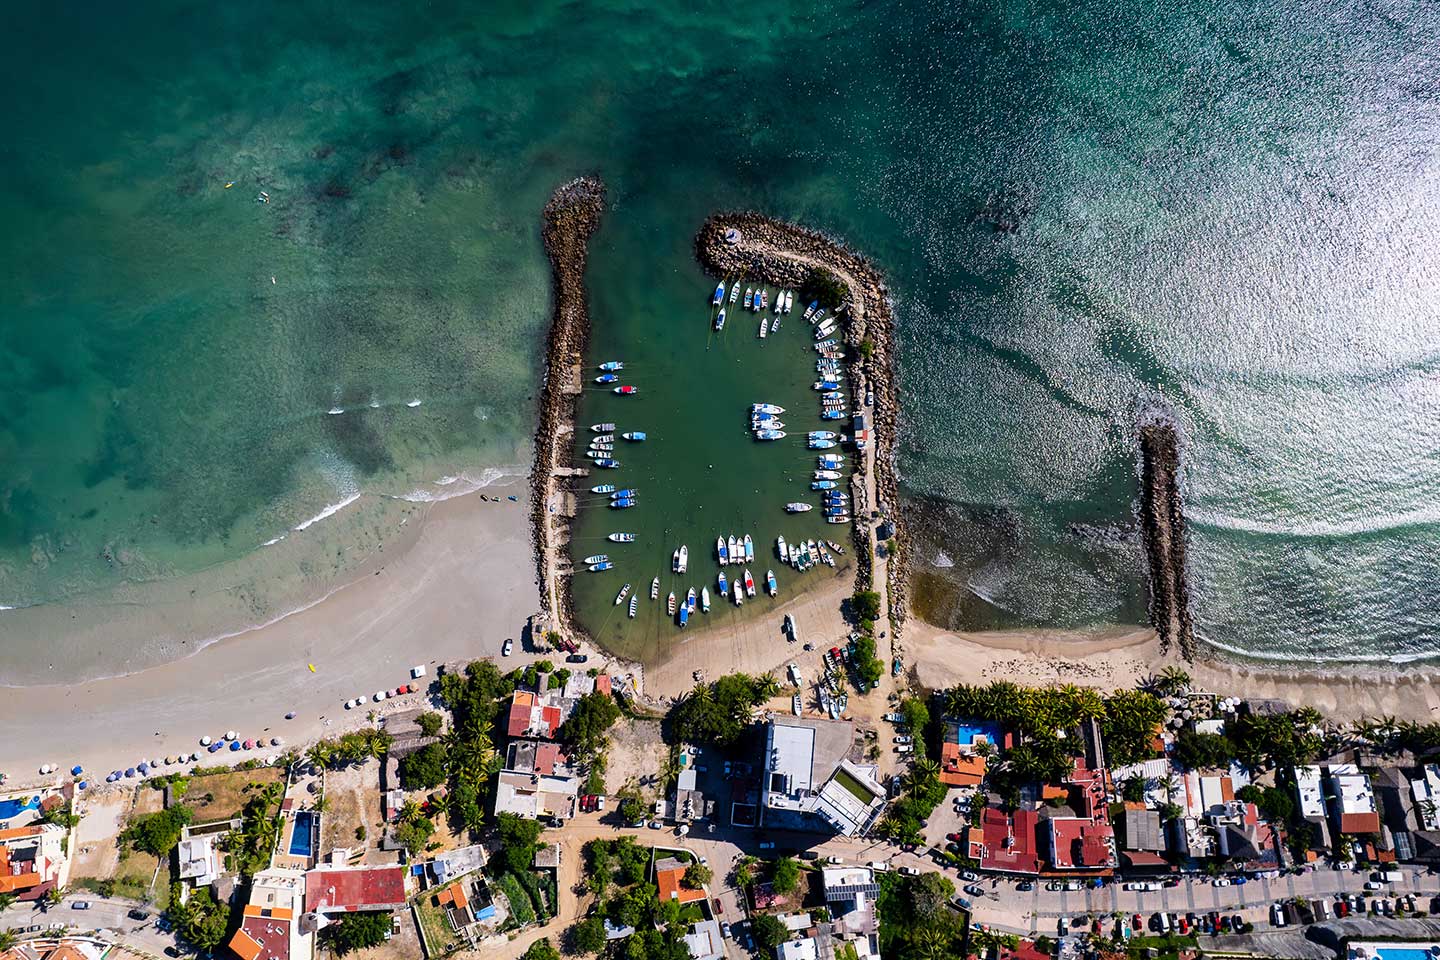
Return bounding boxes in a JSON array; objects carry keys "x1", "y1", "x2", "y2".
[
  {"x1": 289, "y1": 811, "x2": 316, "y2": 857},
  {"x1": 1371, "y1": 948, "x2": 1438, "y2": 960},
  {"x1": 950, "y1": 721, "x2": 1002, "y2": 748},
  {"x1": 0, "y1": 796, "x2": 40, "y2": 820}
]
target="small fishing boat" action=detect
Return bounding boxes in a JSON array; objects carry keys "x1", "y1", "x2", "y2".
[
  {"x1": 784, "y1": 613, "x2": 796, "y2": 638},
  {"x1": 701, "y1": 587, "x2": 711, "y2": 613},
  {"x1": 744, "y1": 569, "x2": 756, "y2": 598},
  {"x1": 813, "y1": 307, "x2": 827, "y2": 322},
  {"x1": 814, "y1": 338, "x2": 837, "y2": 350},
  {"x1": 758, "y1": 317, "x2": 767, "y2": 339},
  {"x1": 821, "y1": 391, "x2": 845, "y2": 400},
  {"x1": 715, "y1": 307, "x2": 726, "y2": 331},
  {"x1": 752, "y1": 403, "x2": 784, "y2": 415},
  {"x1": 744, "y1": 534, "x2": 754, "y2": 561},
  {"x1": 608, "y1": 532, "x2": 636, "y2": 542},
  {"x1": 592, "y1": 422, "x2": 615, "y2": 432},
  {"x1": 803, "y1": 300, "x2": 819, "y2": 319},
  {"x1": 590, "y1": 442, "x2": 614, "y2": 451},
  {"x1": 815, "y1": 470, "x2": 842, "y2": 480},
  {"x1": 667, "y1": 591, "x2": 677, "y2": 616},
  {"x1": 826, "y1": 540, "x2": 846, "y2": 554},
  {"x1": 809, "y1": 431, "x2": 838, "y2": 440},
  {"x1": 730, "y1": 280, "x2": 742, "y2": 303},
  {"x1": 592, "y1": 433, "x2": 615, "y2": 443},
  {"x1": 813, "y1": 380, "x2": 841, "y2": 391},
  {"x1": 820, "y1": 410, "x2": 844, "y2": 420},
  {"x1": 827, "y1": 515, "x2": 851, "y2": 524},
  {"x1": 591, "y1": 484, "x2": 617, "y2": 494},
  {"x1": 629, "y1": 595, "x2": 638, "y2": 618},
  {"x1": 815, "y1": 322, "x2": 836, "y2": 340},
  {"x1": 718, "y1": 570, "x2": 728, "y2": 596},
  {"x1": 733, "y1": 581, "x2": 744, "y2": 606},
  {"x1": 621, "y1": 431, "x2": 647, "y2": 441},
  {"x1": 809, "y1": 439, "x2": 836, "y2": 449},
  {"x1": 599, "y1": 361, "x2": 625, "y2": 371},
  {"x1": 767, "y1": 569, "x2": 777, "y2": 597},
  {"x1": 610, "y1": 488, "x2": 637, "y2": 498},
  {"x1": 793, "y1": 693, "x2": 802, "y2": 716},
  {"x1": 613, "y1": 385, "x2": 637, "y2": 395},
  {"x1": 674, "y1": 545, "x2": 688, "y2": 573},
  {"x1": 744, "y1": 287, "x2": 754, "y2": 309},
  {"x1": 583, "y1": 554, "x2": 609, "y2": 565},
  {"x1": 610, "y1": 498, "x2": 636, "y2": 508},
  {"x1": 615, "y1": 583, "x2": 632, "y2": 605},
  {"x1": 727, "y1": 536, "x2": 738, "y2": 564},
  {"x1": 818, "y1": 455, "x2": 845, "y2": 467},
  {"x1": 596, "y1": 374, "x2": 618, "y2": 384},
  {"x1": 752, "y1": 409, "x2": 779, "y2": 421},
  {"x1": 824, "y1": 506, "x2": 848, "y2": 517},
  {"x1": 595, "y1": 458, "x2": 620, "y2": 468},
  {"x1": 785, "y1": 502, "x2": 813, "y2": 513},
  {"x1": 712, "y1": 282, "x2": 726, "y2": 305},
  {"x1": 590, "y1": 561, "x2": 613, "y2": 571},
  {"x1": 686, "y1": 587, "x2": 697, "y2": 613},
  {"x1": 760, "y1": 289, "x2": 769, "y2": 311},
  {"x1": 679, "y1": 603, "x2": 689, "y2": 628},
  {"x1": 777, "y1": 535, "x2": 787, "y2": 559},
  {"x1": 786, "y1": 291, "x2": 795, "y2": 313},
  {"x1": 755, "y1": 429, "x2": 786, "y2": 440},
  {"x1": 717, "y1": 537, "x2": 728, "y2": 564},
  {"x1": 770, "y1": 316, "x2": 780, "y2": 334},
  {"x1": 751, "y1": 419, "x2": 785, "y2": 431},
  {"x1": 651, "y1": 577, "x2": 660, "y2": 599}
]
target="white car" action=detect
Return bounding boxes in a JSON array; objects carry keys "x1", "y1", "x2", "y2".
[{"x1": 502, "y1": 638, "x2": 514, "y2": 657}]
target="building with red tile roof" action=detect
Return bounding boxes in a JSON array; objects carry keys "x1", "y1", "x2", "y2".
[
  {"x1": 0, "y1": 824, "x2": 67, "y2": 899},
  {"x1": 304, "y1": 865, "x2": 408, "y2": 914},
  {"x1": 1047, "y1": 816, "x2": 1118, "y2": 870},
  {"x1": 506, "y1": 691, "x2": 564, "y2": 739},
  {"x1": 227, "y1": 868, "x2": 310, "y2": 960},
  {"x1": 654, "y1": 857, "x2": 707, "y2": 905},
  {"x1": 967, "y1": 807, "x2": 1042, "y2": 875}
]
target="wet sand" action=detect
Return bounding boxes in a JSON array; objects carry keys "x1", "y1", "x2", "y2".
[{"x1": 0, "y1": 480, "x2": 539, "y2": 785}]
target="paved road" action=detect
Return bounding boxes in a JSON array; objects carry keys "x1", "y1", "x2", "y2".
[{"x1": 1, "y1": 893, "x2": 181, "y2": 957}]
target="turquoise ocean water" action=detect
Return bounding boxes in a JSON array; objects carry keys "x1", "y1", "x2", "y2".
[{"x1": 2, "y1": 0, "x2": 1439, "y2": 677}]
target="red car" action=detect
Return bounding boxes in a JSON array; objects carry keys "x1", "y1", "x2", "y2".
[
  {"x1": 579, "y1": 794, "x2": 597, "y2": 812},
  {"x1": 712, "y1": 898, "x2": 724, "y2": 915},
  {"x1": 946, "y1": 832, "x2": 964, "y2": 843}
]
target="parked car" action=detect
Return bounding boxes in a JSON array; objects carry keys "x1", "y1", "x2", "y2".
[
  {"x1": 894, "y1": 736, "x2": 913, "y2": 745},
  {"x1": 898, "y1": 866, "x2": 920, "y2": 876},
  {"x1": 946, "y1": 832, "x2": 964, "y2": 843},
  {"x1": 963, "y1": 884, "x2": 985, "y2": 897},
  {"x1": 894, "y1": 745, "x2": 913, "y2": 754},
  {"x1": 827, "y1": 856, "x2": 844, "y2": 865},
  {"x1": 960, "y1": 871, "x2": 979, "y2": 882},
  {"x1": 953, "y1": 896, "x2": 973, "y2": 910},
  {"x1": 647, "y1": 820, "x2": 664, "y2": 830},
  {"x1": 721, "y1": 922, "x2": 732, "y2": 939},
  {"x1": 712, "y1": 898, "x2": 724, "y2": 914},
  {"x1": 71, "y1": 902, "x2": 90, "y2": 910},
  {"x1": 800, "y1": 851, "x2": 820, "y2": 861},
  {"x1": 1231, "y1": 914, "x2": 1244, "y2": 931},
  {"x1": 1212, "y1": 877, "x2": 1232, "y2": 886},
  {"x1": 501, "y1": 638, "x2": 513, "y2": 657},
  {"x1": 1365, "y1": 880, "x2": 1384, "y2": 890},
  {"x1": 758, "y1": 841, "x2": 776, "y2": 850},
  {"x1": 1270, "y1": 903, "x2": 1287, "y2": 926},
  {"x1": 128, "y1": 909, "x2": 149, "y2": 921},
  {"x1": 566, "y1": 653, "x2": 588, "y2": 664},
  {"x1": 1017, "y1": 881, "x2": 1034, "y2": 891}
]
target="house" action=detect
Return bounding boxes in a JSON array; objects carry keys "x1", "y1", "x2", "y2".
[
  {"x1": 177, "y1": 834, "x2": 221, "y2": 886},
  {"x1": 1294, "y1": 766, "x2": 1333, "y2": 855},
  {"x1": 1215, "y1": 802, "x2": 1280, "y2": 871},
  {"x1": 1372, "y1": 765, "x2": 1440, "y2": 863},
  {"x1": 776, "y1": 937, "x2": 819, "y2": 960},
  {"x1": 940, "y1": 720, "x2": 999, "y2": 788},
  {"x1": 1119, "y1": 805, "x2": 1170, "y2": 871},
  {"x1": 1045, "y1": 758, "x2": 1117, "y2": 871},
  {"x1": 671, "y1": 747, "x2": 713, "y2": 825},
  {"x1": 506, "y1": 691, "x2": 564, "y2": 740},
  {"x1": 433, "y1": 876, "x2": 496, "y2": 931},
  {"x1": 228, "y1": 867, "x2": 312, "y2": 960},
  {"x1": 1, "y1": 940, "x2": 107, "y2": 960},
  {"x1": 967, "y1": 807, "x2": 1042, "y2": 875},
  {"x1": 654, "y1": 857, "x2": 707, "y2": 905},
  {"x1": 493, "y1": 769, "x2": 580, "y2": 822},
  {"x1": 681, "y1": 919, "x2": 725, "y2": 960},
  {"x1": 0, "y1": 824, "x2": 68, "y2": 900},
  {"x1": 822, "y1": 865, "x2": 882, "y2": 959},
  {"x1": 760, "y1": 718, "x2": 887, "y2": 836},
  {"x1": 506, "y1": 740, "x2": 574, "y2": 778},
  {"x1": 303, "y1": 864, "x2": 409, "y2": 915},
  {"x1": 1328, "y1": 764, "x2": 1382, "y2": 837}
]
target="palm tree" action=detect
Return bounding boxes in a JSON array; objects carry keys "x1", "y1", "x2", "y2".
[
  {"x1": 306, "y1": 741, "x2": 334, "y2": 771},
  {"x1": 908, "y1": 759, "x2": 940, "y2": 788},
  {"x1": 754, "y1": 673, "x2": 781, "y2": 701},
  {"x1": 398, "y1": 799, "x2": 425, "y2": 826},
  {"x1": 0, "y1": 929, "x2": 18, "y2": 952}
]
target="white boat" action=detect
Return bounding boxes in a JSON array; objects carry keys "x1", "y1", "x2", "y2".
[
  {"x1": 673, "y1": 545, "x2": 688, "y2": 574},
  {"x1": 667, "y1": 591, "x2": 677, "y2": 616},
  {"x1": 686, "y1": 587, "x2": 697, "y2": 613},
  {"x1": 730, "y1": 280, "x2": 742, "y2": 303},
  {"x1": 815, "y1": 321, "x2": 836, "y2": 340},
  {"x1": 629, "y1": 595, "x2": 638, "y2": 619},
  {"x1": 608, "y1": 532, "x2": 636, "y2": 542},
  {"x1": 785, "y1": 502, "x2": 813, "y2": 513},
  {"x1": 784, "y1": 291, "x2": 795, "y2": 313},
  {"x1": 793, "y1": 693, "x2": 802, "y2": 716},
  {"x1": 815, "y1": 470, "x2": 842, "y2": 480},
  {"x1": 651, "y1": 577, "x2": 660, "y2": 600},
  {"x1": 732, "y1": 581, "x2": 744, "y2": 606},
  {"x1": 591, "y1": 422, "x2": 615, "y2": 432},
  {"x1": 717, "y1": 536, "x2": 728, "y2": 564},
  {"x1": 758, "y1": 317, "x2": 767, "y2": 339},
  {"x1": 767, "y1": 569, "x2": 777, "y2": 597},
  {"x1": 727, "y1": 536, "x2": 738, "y2": 565},
  {"x1": 583, "y1": 554, "x2": 609, "y2": 565},
  {"x1": 752, "y1": 403, "x2": 785, "y2": 415},
  {"x1": 701, "y1": 587, "x2": 711, "y2": 613},
  {"x1": 770, "y1": 316, "x2": 779, "y2": 334},
  {"x1": 827, "y1": 515, "x2": 851, "y2": 524},
  {"x1": 592, "y1": 434, "x2": 615, "y2": 443},
  {"x1": 809, "y1": 431, "x2": 838, "y2": 440},
  {"x1": 589, "y1": 442, "x2": 614, "y2": 451},
  {"x1": 744, "y1": 534, "x2": 754, "y2": 561},
  {"x1": 744, "y1": 568, "x2": 756, "y2": 598},
  {"x1": 777, "y1": 535, "x2": 787, "y2": 560},
  {"x1": 614, "y1": 583, "x2": 632, "y2": 606}
]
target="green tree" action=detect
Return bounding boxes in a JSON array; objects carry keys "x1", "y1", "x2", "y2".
[
  {"x1": 397, "y1": 742, "x2": 448, "y2": 790},
  {"x1": 394, "y1": 816, "x2": 435, "y2": 855},
  {"x1": 1121, "y1": 775, "x2": 1147, "y2": 803},
  {"x1": 1172, "y1": 730, "x2": 1235, "y2": 771},
  {"x1": 0, "y1": 930, "x2": 17, "y2": 953},
  {"x1": 120, "y1": 806, "x2": 194, "y2": 857},
  {"x1": 669, "y1": 673, "x2": 774, "y2": 747},
  {"x1": 166, "y1": 883, "x2": 229, "y2": 951},
  {"x1": 752, "y1": 913, "x2": 790, "y2": 951},
  {"x1": 496, "y1": 813, "x2": 545, "y2": 874},
  {"x1": 617, "y1": 790, "x2": 646, "y2": 825},
  {"x1": 416, "y1": 711, "x2": 444, "y2": 737},
  {"x1": 771, "y1": 857, "x2": 800, "y2": 895},
  {"x1": 323, "y1": 911, "x2": 391, "y2": 955},
  {"x1": 558, "y1": 691, "x2": 622, "y2": 758},
  {"x1": 573, "y1": 916, "x2": 608, "y2": 954},
  {"x1": 851, "y1": 590, "x2": 882, "y2": 622},
  {"x1": 910, "y1": 871, "x2": 955, "y2": 918},
  {"x1": 801, "y1": 266, "x2": 848, "y2": 310},
  {"x1": 522, "y1": 938, "x2": 561, "y2": 960},
  {"x1": 684, "y1": 863, "x2": 712, "y2": 887}
]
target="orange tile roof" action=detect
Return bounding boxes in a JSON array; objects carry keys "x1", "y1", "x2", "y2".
[
  {"x1": 1041, "y1": 785, "x2": 1067, "y2": 801},
  {"x1": 46, "y1": 946, "x2": 92, "y2": 960},
  {"x1": 0, "y1": 872, "x2": 41, "y2": 894},
  {"x1": 229, "y1": 929, "x2": 263, "y2": 960},
  {"x1": 655, "y1": 865, "x2": 706, "y2": 905},
  {"x1": 0, "y1": 826, "x2": 42, "y2": 842},
  {"x1": 940, "y1": 742, "x2": 987, "y2": 787}
]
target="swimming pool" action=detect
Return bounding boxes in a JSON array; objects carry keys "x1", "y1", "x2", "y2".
[
  {"x1": 950, "y1": 721, "x2": 1002, "y2": 748},
  {"x1": 1372, "y1": 949, "x2": 1437, "y2": 960},
  {"x1": 0, "y1": 796, "x2": 40, "y2": 820},
  {"x1": 1354, "y1": 943, "x2": 1440, "y2": 960},
  {"x1": 289, "y1": 811, "x2": 316, "y2": 857}
]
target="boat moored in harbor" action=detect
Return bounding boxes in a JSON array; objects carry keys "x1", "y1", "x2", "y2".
[
  {"x1": 701, "y1": 587, "x2": 711, "y2": 613},
  {"x1": 744, "y1": 534, "x2": 754, "y2": 561},
  {"x1": 608, "y1": 532, "x2": 636, "y2": 542},
  {"x1": 785, "y1": 502, "x2": 813, "y2": 512},
  {"x1": 686, "y1": 587, "x2": 697, "y2": 613},
  {"x1": 755, "y1": 429, "x2": 786, "y2": 440},
  {"x1": 590, "y1": 561, "x2": 613, "y2": 571},
  {"x1": 583, "y1": 554, "x2": 609, "y2": 565},
  {"x1": 595, "y1": 374, "x2": 618, "y2": 384},
  {"x1": 673, "y1": 544, "x2": 688, "y2": 573},
  {"x1": 743, "y1": 569, "x2": 756, "y2": 598},
  {"x1": 591, "y1": 422, "x2": 615, "y2": 432},
  {"x1": 599, "y1": 361, "x2": 624, "y2": 371},
  {"x1": 591, "y1": 484, "x2": 616, "y2": 494},
  {"x1": 651, "y1": 577, "x2": 660, "y2": 600},
  {"x1": 715, "y1": 307, "x2": 726, "y2": 331},
  {"x1": 629, "y1": 595, "x2": 638, "y2": 618},
  {"x1": 621, "y1": 431, "x2": 646, "y2": 441},
  {"x1": 615, "y1": 583, "x2": 632, "y2": 605},
  {"x1": 712, "y1": 282, "x2": 726, "y2": 305},
  {"x1": 767, "y1": 570, "x2": 777, "y2": 597},
  {"x1": 717, "y1": 537, "x2": 728, "y2": 564},
  {"x1": 667, "y1": 591, "x2": 677, "y2": 616},
  {"x1": 613, "y1": 385, "x2": 637, "y2": 395}
]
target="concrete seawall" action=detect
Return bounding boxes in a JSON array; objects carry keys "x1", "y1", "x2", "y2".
[
  {"x1": 693, "y1": 213, "x2": 908, "y2": 639},
  {"x1": 530, "y1": 177, "x2": 606, "y2": 642}
]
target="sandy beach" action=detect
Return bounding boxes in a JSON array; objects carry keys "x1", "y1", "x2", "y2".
[{"x1": 0, "y1": 479, "x2": 540, "y2": 786}]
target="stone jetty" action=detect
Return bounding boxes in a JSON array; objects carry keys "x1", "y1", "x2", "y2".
[{"x1": 1137, "y1": 418, "x2": 1196, "y2": 661}]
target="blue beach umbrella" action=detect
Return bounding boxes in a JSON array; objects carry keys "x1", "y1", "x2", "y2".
[
  {"x1": 137, "y1": 762, "x2": 149, "y2": 774},
  {"x1": 229, "y1": 741, "x2": 240, "y2": 751},
  {"x1": 78, "y1": 781, "x2": 89, "y2": 790},
  {"x1": 125, "y1": 768, "x2": 135, "y2": 778},
  {"x1": 70, "y1": 765, "x2": 83, "y2": 776}
]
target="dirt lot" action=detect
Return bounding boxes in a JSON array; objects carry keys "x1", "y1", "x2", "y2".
[
  {"x1": 318, "y1": 910, "x2": 423, "y2": 960},
  {"x1": 72, "y1": 788, "x2": 131, "y2": 881},
  {"x1": 320, "y1": 761, "x2": 382, "y2": 861},
  {"x1": 181, "y1": 767, "x2": 284, "y2": 822},
  {"x1": 604, "y1": 716, "x2": 668, "y2": 800}
]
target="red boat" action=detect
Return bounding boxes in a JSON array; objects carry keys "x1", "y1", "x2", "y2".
[{"x1": 613, "y1": 385, "x2": 637, "y2": 395}]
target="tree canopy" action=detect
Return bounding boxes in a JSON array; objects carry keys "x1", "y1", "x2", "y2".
[
  {"x1": 322, "y1": 911, "x2": 391, "y2": 955},
  {"x1": 165, "y1": 883, "x2": 229, "y2": 951},
  {"x1": 121, "y1": 806, "x2": 193, "y2": 857},
  {"x1": 397, "y1": 742, "x2": 448, "y2": 790},
  {"x1": 558, "y1": 691, "x2": 622, "y2": 758},
  {"x1": 771, "y1": 857, "x2": 800, "y2": 895},
  {"x1": 1172, "y1": 730, "x2": 1235, "y2": 771},
  {"x1": 496, "y1": 813, "x2": 545, "y2": 874},
  {"x1": 668, "y1": 672, "x2": 776, "y2": 746},
  {"x1": 851, "y1": 590, "x2": 882, "y2": 622},
  {"x1": 439, "y1": 659, "x2": 515, "y2": 832},
  {"x1": 521, "y1": 938, "x2": 561, "y2": 960},
  {"x1": 800, "y1": 266, "x2": 849, "y2": 310},
  {"x1": 752, "y1": 913, "x2": 790, "y2": 952},
  {"x1": 572, "y1": 916, "x2": 607, "y2": 954}
]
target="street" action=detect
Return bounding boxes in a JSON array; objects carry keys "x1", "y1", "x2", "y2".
[{"x1": 0, "y1": 893, "x2": 179, "y2": 957}]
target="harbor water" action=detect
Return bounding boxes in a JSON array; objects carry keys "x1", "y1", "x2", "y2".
[{"x1": 2, "y1": 0, "x2": 1439, "y2": 677}]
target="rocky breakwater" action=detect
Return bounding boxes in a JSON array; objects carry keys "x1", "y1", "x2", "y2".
[
  {"x1": 530, "y1": 177, "x2": 606, "y2": 641},
  {"x1": 1137, "y1": 417, "x2": 1196, "y2": 661},
  {"x1": 693, "y1": 213, "x2": 908, "y2": 636}
]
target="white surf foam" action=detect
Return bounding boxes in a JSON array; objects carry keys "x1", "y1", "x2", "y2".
[
  {"x1": 292, "y1": 492, "x2": 362, "y2": 532},
  {"x1": 261, "y1": 535, "x2": 287, "y2": 547},
  {"x1": 1189, "y1": 504, "x2": 1440, "y2": 538},
  {"x1": 327, "y1": 406, "x2": 344, "y2": 415},
  {"x1": 406, "y1": 399, "x2": 422, "y2": 408},
  {"x1": 393, "y1": 467, "x2": 521, "y2": 503}
]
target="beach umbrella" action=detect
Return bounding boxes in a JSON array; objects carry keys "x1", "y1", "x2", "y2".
[
  {"x1": 208, "y1": 743, "x2": 222, "y2": 753},
  {"x1": 137, "y1": 763, "x2": 149, "y2": 774},
  {"x1": 285, "y1": 712, "x2": 296, "y2": 720},
  {"x1": 200, "y1": 735, "x2": 211, "y2": 746},
  {"x1": 229, "y1": 741, "x2": 240, "y2": 751},
  {"x1": 164, "y1": 757, "x2": 175, "y2": 765},
  {"x1": 270, "y1": 737, "x2": 281, "y2": 747},
  {"x1": 225, "y1": 730, "x2": 237, "y2": 741},
  {"x1": 70, "y1": 765, "x2": 83, "y2": 776},
  {"x1": 125, "y1": 768, "x2": 136, "y2": 778},
  {"x1": 78, "y1": 781, "x2": 88, "y2": 790},
  {"x1": 106, "y1": 773, "x2": 117, "y2": 783},
  {"x1": 243, "y1": 739, "x2": 254, "y2": 750},
  {"x1": 190, "y1": 753, "x2": 201, "y2": 762}
]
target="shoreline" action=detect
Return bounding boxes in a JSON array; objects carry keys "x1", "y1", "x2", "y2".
[
  {"x1": 530, "y1": 176, "x2": 607, "y2": 646},
  {"x1": 693, "y1": 212, "x2": 906, "y2": 631}
]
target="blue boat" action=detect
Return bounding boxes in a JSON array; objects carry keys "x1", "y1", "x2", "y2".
[
  {"x1": 715, "y1": 308, "x2": 726, "y2": 331},
  {"x1": 821, "y1": 391, "x2": 844, "y2": 400},
  {"x1": 821, "y1": 410, "x2": 844, "y2": 420},
  {"x1": 712, "y1": 282, "x2": 726, "y2": 305},
  {"x1": 825, "y1": 506, "x2": 848, "y2": 517},
  {"x1": 596, "y1": 374, "x2": 618, "y2": 384},
  {"x1": 818, "y1": 458, "x2": 843, "y2": 469},
  {"x1": 718, "y1": 537, "x2": 729, "y2": 564},
  {"x1": 610, "y1": 488, "x2": 637, "y2": 499},
  {"x1": 598, "y1": 361, "x2": 624, "y2": 371},
  {"x1": 809, "y1": 439, "x2": 836, "y2": 449},
  {"x1": 590, "y1": 561, "x2": 614, "y2": 572},
  {"x1": 622, "y1": 432, "x2": 647, "y2": 441},
  {"x1": 756, "y1": 429, "x2": 786, "y2": 440},
  {"x1": 812, "y1": 481, "x2": 838, "y2": 490},
  {"x1": 591, "y1": 484, "x2": 617, "y2": 494},
  {"x1": 610, "y1": 499, "x2": 637, "y2": 509},
  {"x1": 744, "y1": 288, "x2": 754, "y2": 310},
  {"x1": 595, "y1": 459, "x2": 619, "y2": 468},
  {"x1": 814, "y1": 381, "x2": 840, "y2": 391},
  {"x1": 718, "y1": 571, "x2": 728, "y2": 595},
  {"x1": 678, "y1": 603, "x2": 689, "y2": 627}
]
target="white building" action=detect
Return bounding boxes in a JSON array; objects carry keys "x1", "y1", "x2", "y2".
[
  {"x1": 1409, "y1": 764, "x2": 1440, "y2": 831},
  {"x1": 177, "y1": 834, "x2": 220, "y2": 886},
  {"x1": 761, "y1": 719, "x2": 886, "y2": 836}
]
